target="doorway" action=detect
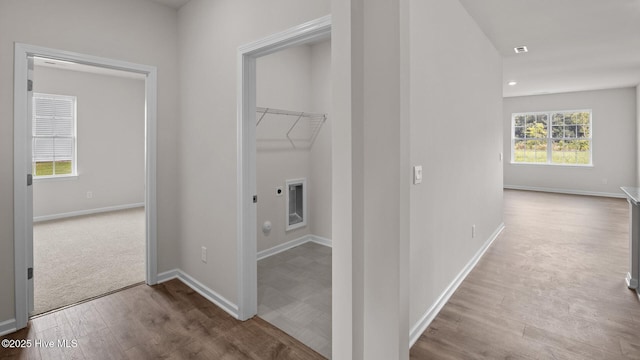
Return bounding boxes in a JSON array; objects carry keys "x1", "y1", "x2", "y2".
[
  {"x1": 254, "y1": 39, "x2": 332, "y2": 357},
  {"x1": 30, "y1": 59, "x2": 146, "y2": 315},
  {"x1": 13, "y1": 43, "x2": 158, "y2": 330},
  {"x1": 237, "y1": 15, "x2": 332, "y2": 357}
]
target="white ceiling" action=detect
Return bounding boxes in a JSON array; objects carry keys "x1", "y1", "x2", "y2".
[
  {"x1": 458, "y1": 0, "x2": 640, "y2": 97},
  {"x1": 38, "y1": 0, "x2": 640, "y2": 97}
]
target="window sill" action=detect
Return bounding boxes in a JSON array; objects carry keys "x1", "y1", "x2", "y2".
[
  {"x1": 33, "y1": 174, "x2": 79, "y2": 182},
  {"x1": 508, "y1": 162, "x2": 593, "y2": 168}
]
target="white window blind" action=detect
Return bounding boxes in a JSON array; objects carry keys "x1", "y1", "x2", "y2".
[{"x1": 32, "y1": 93, "x2": 77, "y2": 176}]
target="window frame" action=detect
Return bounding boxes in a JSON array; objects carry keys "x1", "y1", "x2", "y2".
[
  {"x1": 510, "y1": 109, "x2": 593, "y2": 167},
  {"x1": 32, "y1": 92, "x2": 78, "y2": 179}
]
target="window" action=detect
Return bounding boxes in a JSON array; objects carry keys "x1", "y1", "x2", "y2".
[
  {"x1": 32, "y1": 93, "x2": 77, "y2": 177},
  {"x1": 512, "y1": 110, "x2": 592, "y2": 165}
]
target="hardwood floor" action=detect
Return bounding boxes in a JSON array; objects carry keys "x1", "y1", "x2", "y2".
[
  {"x1": 411, "y1": 190, "x2": 640, "y2": 359},
  {"x1": 5, "y1": 190, "x2": 640, "y2": 359},
  {"x1": 0, "y1": 279, "x2": 325, "y2": 360}
]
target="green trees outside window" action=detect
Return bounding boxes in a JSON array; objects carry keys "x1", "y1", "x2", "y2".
[{"x1": 512, "y1": 110, "x2": 591, "y2": 165}]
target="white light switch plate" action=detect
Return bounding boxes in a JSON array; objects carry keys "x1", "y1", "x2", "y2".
[{"x1": 414, "y1": 166, "x2": 423, "y2": 184}]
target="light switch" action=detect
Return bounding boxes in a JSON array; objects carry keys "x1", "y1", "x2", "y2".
[{"x1": 413, "y1": 165, "x2": 423, "y2": 185}]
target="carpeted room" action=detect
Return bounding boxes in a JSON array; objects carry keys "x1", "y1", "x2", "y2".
[{"x1": 31, "y1": 60, "x2": 147, "y2": 315}]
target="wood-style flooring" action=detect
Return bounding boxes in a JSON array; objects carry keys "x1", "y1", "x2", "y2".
[
  {"x1": 5, "y1": 190, "x2": 640, "y2": 359},
  {"x1": 0, "y1": 279, "x2": 325, "y2": 360},
  {"x1": 411, "y1": 190, "x2": 640, "y2": 359}
]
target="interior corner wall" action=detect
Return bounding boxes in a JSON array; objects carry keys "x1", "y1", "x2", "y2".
[
  {"x1": 255, "y1": 45, "x2": 313, "y2": 252},
  {"x1": 255, "y1": 40, "x2": 331, "y2": 252},
  {"x1": 503, "y1": 88, "x2": 637, "y2": 196},
  {"x1": 0, "y1": 0, "x2": 180, "y2": 326},
  {"x1": 408, "y1": 0, "x2": 504, "y2": 329},
  {"x1": 177, "y1": 0, "x2": 330, "y2": 306},
  {"x1": 309, "y1": 40, "x2": 332, "y2": 240},
  {"x1": 33, "y1": 66, "x2": 145, "y2": 218}
]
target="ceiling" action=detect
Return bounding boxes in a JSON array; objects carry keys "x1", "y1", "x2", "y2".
[
  {"x1": 39, "y1": 0, "x2": 640, "y2": 97},
  {"x1": 458, "y1": 0, "x2": 640, "y2": 97},
  {"x1": 149, "y1": 0, "x2": 190, "y2": 9}
]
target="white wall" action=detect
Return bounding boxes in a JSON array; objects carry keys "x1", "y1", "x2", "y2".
[
  {"x1": 309, "y1": 40, "x2": 332, "y2": 240},
  {"x1": 256, "y1": 45, "x2": 313, "y2": 251},
  {"x1": 408, "y1": 0, "x2": 504, "y2": 334},
  {"x1": 33, "y1": 66, "x2": 145, "y2": 218},
  {"x1": 255, "y1": 41, "x2": 332, "y2": 252},
  {"x1": 330, "y1": 0, "x2": 503, "y2": 357},
  {"x1": 504, "y1": 88, "x2": 637, "y2": 196},
  {"x1": 330, "y1": 0, "x2": 355, "y2": 356},
  {"x1": 177, "y1": 0, "x2": 330, "y2": 307},
  {"x1": 0, "y1": 0, "x2": 180, "y2": 326}
]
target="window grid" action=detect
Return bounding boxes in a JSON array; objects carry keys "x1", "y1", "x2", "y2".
[
  {"x1": 511, "y1": 110, "x2": 592, "y2": 166},
  {"x1": 32, "y1": 93, "x2": 77, "y2": 177}
]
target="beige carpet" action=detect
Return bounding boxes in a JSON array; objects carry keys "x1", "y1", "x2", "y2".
[{"x1": 33, "y1": 207, "x2": 145, "y2": 315}]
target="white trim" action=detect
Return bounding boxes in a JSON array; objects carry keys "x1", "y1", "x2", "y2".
[
  {"x1": 156, "y1": 269, "x2": 181, "y2": 283},
  {"x1": 13, "y1": 43, "x2": 158, "y2": 330},
  {"x1": 237, "y1": 16, "x2": 332, "y2": 321},
  {"x1": 14, "y1": 43, "x2": 30, "y2": 330},
  {"x1": 504, "y1": 185, "x2": 625, "y2": 199},
  {"x1": 33, "y1": 175, "x2": 79, "y2": 182},
  {"x1": 285, "y1": 178, "x2": 307, "y2": 231},
  {"x1": 0, "y1": 319, "x2": 17, "y2": 337},
  {"x1": 409, "y1": 223, "x2": 505, "y2": 347},
  {"x1": 256, "y1": 234, "x2": 333, "y2": 261},
  {"x1": 626, "y1": 272, "x2": 638, "y2": 289},
  {"x1": 33, "y1": 203, "x2": 144, "y2": 223},
  {"x1": 510, "y1": 109, "x2": 593, "y2": 165},
  {"x1": 310, "y1": 235, "x2": 332, "y2": 247},
  {"x1": 508, "y1": 162, "x2": 594, "y2": 168},
  {"x1": 157, "y1": 269, "x2": 239, "y2": 319}
]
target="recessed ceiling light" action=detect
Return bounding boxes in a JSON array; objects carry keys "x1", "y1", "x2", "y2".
[
  {"x1": 514, "y1": 46, "x2": 528, "y2": 54},
  {"x1": 508, "y1": 81, "x2": 517, "y2": 86}
]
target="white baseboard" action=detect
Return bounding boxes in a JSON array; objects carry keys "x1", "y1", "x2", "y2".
[
  {"x1": 156, "y1": 235, "x2": 332, "y2": 320},
  {"x1": 309, "y1": 235, "x2": 332, "y2": 247},
  {"x1": 504, "y1": 185, "x2": 625, "y2": 199},
  {"x1": 0, "y1": 318, "x2": 17, "y2": 337},
  {"x1": 33, "y1": 202, "x2": 145, "y2": 223},
  {"x1": 157, "y1": 269, "x2": 238, "y2": 319},
  {"x1": 257, "y1": 234, "x2": 332, "y2": 261},
  {"x1": 409, "y1": 223, "x2": 505, "y2": 347}
]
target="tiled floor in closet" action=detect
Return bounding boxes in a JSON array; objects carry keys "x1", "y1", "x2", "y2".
[{"x1": 257, "y1": 241, "x2": 332, "y2": 358}]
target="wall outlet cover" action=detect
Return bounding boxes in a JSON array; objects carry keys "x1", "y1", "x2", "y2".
[{"x1": 413, "y1": 165, "x2": 423, "y2": 185}]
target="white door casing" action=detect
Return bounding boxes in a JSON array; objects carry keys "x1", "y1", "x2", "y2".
[
  {"x1": 236, "y1": 16, "x2": 331, "y2": 321},
  {"x1": 26, "y1": 55, "x2": 34, "y2": 315}
]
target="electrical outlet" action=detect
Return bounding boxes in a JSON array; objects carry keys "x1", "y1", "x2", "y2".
[
  {"x1": 86, "y1": 191, "x2": 93, "y2": 199},
  {"x1": 201, "y1": 246, "x2": 207, "y2": 263},
  {"x1": 602, "y1": 178, "x2": 608, "y2": 185},
  {"x1": 472, "y1": 225, "x2": 476, "y2": 238}
]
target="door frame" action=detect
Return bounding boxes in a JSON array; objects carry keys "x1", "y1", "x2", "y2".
[
  {"x1": 236, "y1": 15, "x2": 331, "y2": 320},
  {"x1": 13, "y1": 43, "x2": 158, "y2": 329}
]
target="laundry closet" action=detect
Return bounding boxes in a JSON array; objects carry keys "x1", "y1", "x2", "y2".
[{"x1": 255, "y1": 39, "x2": 332, "y2": 358}]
